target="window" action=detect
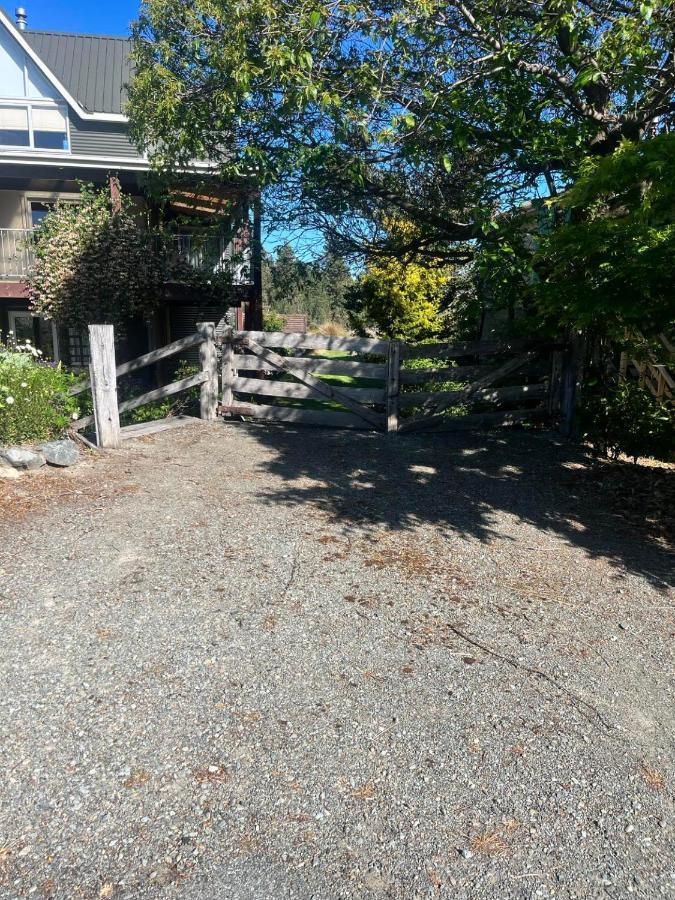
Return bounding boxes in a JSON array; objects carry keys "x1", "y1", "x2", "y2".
[
  {"x1": 0, "y1": 102, "x2": 69, "y2": 151},
  {"x1": 7, "y1": 309, "x2": 34, "y2": 344},
  {"x1": 0, "y1": 26, "x2": 70, "y2": 152},
  {"x1": 30, "y1": 201, "x2": 51, "y2": 228},
  {"x1": 0, "y1": 105, "x2": 29, "y2": 146},
  {"x1": 7, "y1": 310, "x2": 60, "y2": 361},
  {"x1": 68, "y1": 327, "x2": 90, "y2": 368},
  {"x1": 32, "y1": 105, "x2": 69, "y2": 150}
]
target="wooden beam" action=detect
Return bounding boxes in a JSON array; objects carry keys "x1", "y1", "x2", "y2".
[
  {"x1": 399, "y1": 382, "x2": 547, "y2": 410},
  {"x1": 399, "y1": 365, "x2": 486, "y2": 385},
  {"x1": 197, "y1": 322, "x2": 218, "y2": 420},
  {"x1": 219, "y1": 401, "x2": 369, "y2": 430},
  {"x1": 231, "y1": 375, "x2": 385, "y2": 405},
  {"x1": 233, "y1": 354, "x2": 386, "y2": 378},
  {"x1": 240, "y1": 336, "x2": 386, "y2": 429},
  {"x1": 399, "y1": 351, "x2": 537, "y2": 432},
  {"x1": 403, "y1": 406, "x2": 548, "y2": 434},
  {"x1": 221, "y1": 327, "x2": 236, "y2": 408},
  {"x1": 386, "y1": 340, "x2": 401, "y2": 433},
  {"x1": 234, "y1": 330, "x2": 389, "y2": 355},
  {"x1": 88, "y1": 324, "x2": 120, "y2": 449},
  {"x1": 69, "y1": 331, "x2": 204, "y2": 396},
  {"x1": 403, "y1": 338, "x2": 547, "y2": 360},
  {"x1": 117, "y1": 371, "x2": 207, "y2": 415}
]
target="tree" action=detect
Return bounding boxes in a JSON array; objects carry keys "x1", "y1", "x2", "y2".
[
  {"x1": 263, "y1": 244, "x2": 354, "y2": 325},
  {"x1": 347, "y1": 254, "x2": 451, "y2": 342},
  {"x1": 28, "y1": 185, "x2": 164, "y2": 332},
  {"x1": 533, "y1": 133, "x2": 675, "y2": 337},
  {"x1": 129, "y1": 1, "x2": 675, "y2": 262}
]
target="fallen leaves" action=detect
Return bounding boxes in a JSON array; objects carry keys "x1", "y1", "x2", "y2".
[
  {"x1": 122, "y1": 769, "x2": 150, "y2": 789},
  {"x1": 193, "y1": 764, "x2": 229, "y2": 786},
  {"x1": 350, "y1": 782, "x2": 376, "y2": 800},
  {"x1": 470, "y1": 831, "x2": 510, "y2": 857},
  {"x1": 639, "y1": 762, "x2": 666, "y2": 790}
]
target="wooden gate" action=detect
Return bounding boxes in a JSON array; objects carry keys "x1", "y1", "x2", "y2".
[
  {"x1": 218, "y1": 330, "x2": 558, "y2": 433},
  {"x1": 219, "y1": 330, "x2": 390, "y2": 431},
  {"x1": 397, "y1": 338, "x2": 555, "y2": 433}
]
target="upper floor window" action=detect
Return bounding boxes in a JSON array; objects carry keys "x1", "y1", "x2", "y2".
[
  {"x1": 0, "y1": 24, "x2": 70, "y2": 152},
  {"x1": 0, "y1": 101, "x2": 69, "y2": 150}
]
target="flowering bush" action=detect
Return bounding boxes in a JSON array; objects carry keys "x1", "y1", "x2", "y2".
[
  {"x1": 0, "y1": 333, "x2": 79, "y2": 445},
  {"x1": 27, "y1": 184, "x2": 164, "y2": 333}
]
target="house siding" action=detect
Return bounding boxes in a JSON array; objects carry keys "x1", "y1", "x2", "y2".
[{"x1": 68, "y1": 112, "x2": 141, "y2": 159}]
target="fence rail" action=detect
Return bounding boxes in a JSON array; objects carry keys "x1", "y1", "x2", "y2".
[{"x1": 71, "y1": 323, "x2": 217, "y2": 445}]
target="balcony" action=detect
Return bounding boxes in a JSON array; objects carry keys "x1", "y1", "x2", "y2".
[
  {"x1": 0, "y1": 229, "x2": 252, "y2": 284},
  {"x1": 0, "y1": 229, "x2": 33, "y2": 278}
]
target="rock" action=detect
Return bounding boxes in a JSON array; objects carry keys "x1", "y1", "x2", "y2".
[
  {"x1": 41, "y1": 439, "x2": 80, "y2": 468},
  {"x1": 0, "y1": 447, "x2": 46, "y2": 470},
  {"x1": 0, "y1": 459, "x2": 20, "y2": 479}
]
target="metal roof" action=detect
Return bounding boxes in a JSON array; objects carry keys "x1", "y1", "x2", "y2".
[{"x1": 24, "y1": 29, "x2": 133, "y2": 116}]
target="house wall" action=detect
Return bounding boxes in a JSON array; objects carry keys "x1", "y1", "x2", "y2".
[
  {"x1": 68, "y1": 112, "x2": 141, "y2": 159},
  {"x1": 0, "y1": 190, "x2": 26, "y2": 228}
]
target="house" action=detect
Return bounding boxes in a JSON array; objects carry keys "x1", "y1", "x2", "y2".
[{"x1": 0, "y1": 5, "x2": 262, "y2": 367}]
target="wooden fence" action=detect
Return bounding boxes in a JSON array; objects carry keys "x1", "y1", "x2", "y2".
[
  {"x1": 73, "y1": 324, "x2": 560, "y2": 447},
  {"x1": 70, "y1": 323, "x2": 217, "y2": 448},
  {"x1": 219, "y1": 329, "x2": 556, "y2": 434}
]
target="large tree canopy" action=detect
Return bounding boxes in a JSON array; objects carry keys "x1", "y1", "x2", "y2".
[{"x1": 129, "y1": 0, "x2": 675, "y2": 260}]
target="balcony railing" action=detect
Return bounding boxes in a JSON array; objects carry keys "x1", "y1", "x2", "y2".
[
  {"x1": 0, "y1": 228, "x2": 252, "y2": 284},
  {"x1": 0, "y1": 229, "x2": 34, "y2": 278},
  {"x1": 165, "y1": 234, "x2": 252, "y2": 284}
]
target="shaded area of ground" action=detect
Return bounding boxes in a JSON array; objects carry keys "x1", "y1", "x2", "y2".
[
  {"x1": 0, "y1": 422, "x2": 673, "y2": 900},
  {"x1": 243, "y1": 425, "x2": 674, "y2": 589}
]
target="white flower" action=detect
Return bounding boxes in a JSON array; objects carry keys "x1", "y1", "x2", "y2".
[
  {"x1": 20, "y1": 382, "x2": 27, "y2": 388},
  {"x1": 5, "y1": 396, "x2": 14, "y2": 405},
  {"x1": 71, "y1": 412, "x2": 79, "y2": 420}
]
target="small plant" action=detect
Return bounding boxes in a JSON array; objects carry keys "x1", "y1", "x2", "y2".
[
  {"x1": 125, "y1": 360, "x2": 200, "y2": 425},
  {"x1": 579, "y1": 379, "x2": 673, "y2": 463},
  {"x1": 262, "y1": 310, "x2": 287, "y2": 332},
  {"x1": 0, "y1": 333, "x2": 79, "y2": 445}
]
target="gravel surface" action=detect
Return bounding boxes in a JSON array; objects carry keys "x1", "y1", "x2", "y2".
[{"x1": 0, "y1": 421, "x2": 673, "y2": 900}]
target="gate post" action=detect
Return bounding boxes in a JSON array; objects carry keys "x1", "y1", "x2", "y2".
[
  {"x1": 386, "y1": 340, "x2": 401, "y2": 433},
  {"x1": 88, "y1": 324, "x2": 120, "y2": 449},
  {"x1": 197, "y1": 322, "x2": 218, "y2": 420},
  {"x1": 221, "y1": 326, "x2": 236, "y2": 410}
]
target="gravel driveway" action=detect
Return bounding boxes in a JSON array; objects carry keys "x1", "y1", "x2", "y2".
[{"x1": 0, "y1": 422, "x2": 673, "y2": 899}]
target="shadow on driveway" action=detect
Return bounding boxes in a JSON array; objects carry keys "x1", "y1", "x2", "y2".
[{"x1": 235, "y1": 423, "x2": 674, "y2": 590}]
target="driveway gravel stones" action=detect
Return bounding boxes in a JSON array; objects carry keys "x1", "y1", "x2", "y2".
[{"x1": 0, "y1": 422, "x2": 672, "y2": 899}]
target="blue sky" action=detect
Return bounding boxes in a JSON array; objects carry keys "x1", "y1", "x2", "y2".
[{"x1": 11, "y1": 0, "x2": 139, "y2": 35}]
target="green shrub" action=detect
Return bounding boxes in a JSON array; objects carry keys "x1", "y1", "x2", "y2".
[
  {"x1": 263, "y1": 310, "x2": 287, "y2": 332},
  {"x1": 0, "y1": 338, "x2": 79, "y2": 445},
  {"x1": 124, "y1": 360, "x2": 200, "y2": 425},
  {"x1": 579, "y1": 380, "x2": 674, "y2": 463}
]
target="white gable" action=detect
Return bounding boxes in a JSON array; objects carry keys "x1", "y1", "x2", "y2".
[
  {"x1": 0, "y1": 12, "x2": 126, "y2": 122},
  {"x1": 0, "y1": 22, "x2": 60, "y2": 100}
]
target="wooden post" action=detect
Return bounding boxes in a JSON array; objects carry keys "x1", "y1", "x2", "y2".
[
  {"x1": 559, "y1": 331, "x2": 585, "y2": 437},
  {"x1": 221, "y1": 326, "x2": 236, "y2": 409},
  {"x1": 88, "y1": 324, "x2": 121, "y2": 449},
  {"x1": 548, "y1": 348, "x2": 564, "y2": 415},
  {"x1": 386, "y1": 340, "x2": 401, "y2": 433},
  {"x1": 109, "y1": 175, "x2": 122, "y2": 213},
  {"x1": 197, "y1": 322, "x2": 218, "y2": 420}
]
